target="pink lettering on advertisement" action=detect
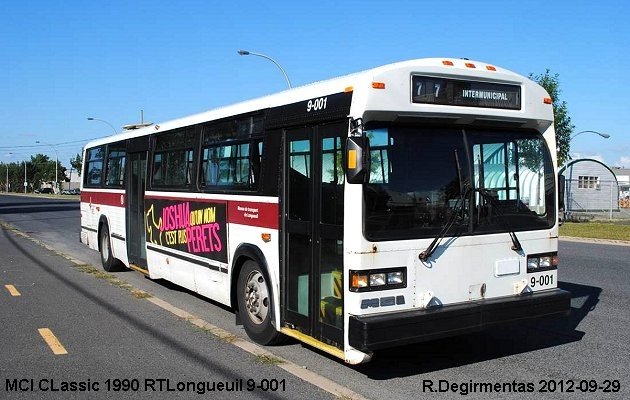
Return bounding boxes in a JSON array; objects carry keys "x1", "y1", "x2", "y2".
[
  {"x1": 160, "y1": 202, "x2": 190, "y2": 231},
  {"x1": 185, "y1": 223, "x2": 222, "y2": 254}
]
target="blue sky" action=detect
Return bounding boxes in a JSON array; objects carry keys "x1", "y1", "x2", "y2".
[{"x1": 1, "y1": 0, "x2": 628, "y2": 169}]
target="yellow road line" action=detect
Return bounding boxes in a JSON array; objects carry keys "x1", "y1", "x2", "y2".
[
  {"x1": 38, "y1": 328, "x2": 68, "y2": 355},
  {"x1": 146, "y1": 296, "x2": 369, "y2": 400},
  {"x1": 128, "y1": 264, "x2": 149, "y2": 275},
  {"x1": 4, "y1": 284, "x2": 21, "y2": 296}
]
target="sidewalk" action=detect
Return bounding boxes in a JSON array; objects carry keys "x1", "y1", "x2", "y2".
[{"x1": 559, "y1": 235, "x2": 630, "y2": 246}]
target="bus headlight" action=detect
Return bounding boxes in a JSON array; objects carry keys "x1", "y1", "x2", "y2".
[
  {"x1": 369, "y1": 273, "x2": 386, "y2": 287},
  {"x1": 387, "y1": 271, "x2": 404, "y2": 285},
  {"x1": 539, "y1": 256, "x2": 552, "y2": 268},
  {"x1": 527, "y1": 257, "x2": 540, "y2": 270},
  {"x1": 527, "y1": 253, "x2": 558, "y2": 273},
  {"x1": 350, "y1": 268, "x2": 406, "y2": 292}
]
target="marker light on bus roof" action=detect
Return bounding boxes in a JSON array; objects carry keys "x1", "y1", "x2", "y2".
[
  {"x1": 344, "y1": 86, "x2": 354, "y2": 93},
  {"x1": 465, "y1": 63, "x2": 476, "y2": 68},
  {"x1": 442, "y1": 60, "x2": 454, "y2": 66},
  {"x1": 544, "y1": 97, "x2": 552, "y2": 104},
  {"x1": 371, "y1": 82, "x2": 386, "y2": 89},
  {"x1": 486, "y1": 65, "x2": 497, "y2": 71}
]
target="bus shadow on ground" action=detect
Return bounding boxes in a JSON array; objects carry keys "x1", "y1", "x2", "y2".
[
  {"x1": 149, "y1": 276, "x2": 235, "y2": 314},
  {"x1": 148, "y1": 274, "x2": 600, "y2": 379},
  {"x1": 0, "y1": 201, "x2": 79, "y2": 215},
  {"x1": 350, "y1": 281, "x2": 600, "y2": 379}
]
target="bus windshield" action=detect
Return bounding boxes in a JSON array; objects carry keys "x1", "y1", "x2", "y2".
[{"x1": 364, "y1": 126, "x2": 556, "y2": 241}]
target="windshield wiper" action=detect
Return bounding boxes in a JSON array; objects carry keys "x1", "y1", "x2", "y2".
[
  {"x1": 418, "y1": 193, "x2": 466, "y2": 262},
  {"x1": 476, "y1": 188, "x2": 523, "y2": 252},
  {"x1": 419, "y1": 150, "x2": 468, "y2": 262}
]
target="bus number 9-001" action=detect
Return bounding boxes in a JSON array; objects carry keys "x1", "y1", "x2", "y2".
[
  {"x1": 530, "y1": 274, "x2": 554, "y2": 288},
  {"x1": 307, "y1": 97, "x2": 327, "y2": 112}
]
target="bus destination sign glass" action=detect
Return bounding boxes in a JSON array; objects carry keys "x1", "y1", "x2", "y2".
[{"x1": 412, "y1": 75, "x2": 521, "y2": 110}]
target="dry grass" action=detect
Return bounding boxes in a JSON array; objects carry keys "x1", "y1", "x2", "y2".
[
  {"x1": 560, "y1": 222, "x2": 630, "y2": 241},
  {"x1": 254, "y1": 353, "x2": 285, "y2": 365}
]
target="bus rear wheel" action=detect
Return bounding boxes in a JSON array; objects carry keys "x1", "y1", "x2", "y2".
[
  {"x1": 237, "y1": 260, "x2": 282, "y2": 345},
  {"x1": 99, "y1": 224, "x2": 124, "y2": 272}
]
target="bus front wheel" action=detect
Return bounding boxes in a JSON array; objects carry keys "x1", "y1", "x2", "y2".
[
  {"x1": 99, "y1": 224, "x2": 123, "y2": 272},
  {"x1": 237, "y1": 260, "x2": 282, "y2": 345}
]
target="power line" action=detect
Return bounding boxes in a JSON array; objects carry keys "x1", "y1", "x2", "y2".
[{"x1": 0, "y1": 136, "x2": 102, "y2": 150}]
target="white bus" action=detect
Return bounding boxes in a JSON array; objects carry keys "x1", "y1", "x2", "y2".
[{"x1": 80, "y1": 58, "x2": 570, "y2": 364}]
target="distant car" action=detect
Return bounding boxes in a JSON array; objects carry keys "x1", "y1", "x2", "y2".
[
  {"x1": 37, "y1": 188, "x2": 54, "y2": 194},
  {"x1": 62, "y1": 188, "x2": 80, "y2": 195}
]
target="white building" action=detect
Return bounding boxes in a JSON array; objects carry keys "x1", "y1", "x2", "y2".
[
  {"x1": 560, "y1": 159, "x2": 619, "y2": 212},
  {"x1": 612, "y1": 167, "x2": 630, "y2": 199}
]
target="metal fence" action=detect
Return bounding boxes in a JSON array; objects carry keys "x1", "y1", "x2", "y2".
[{"x1": 564, "y1": 179, "x2": 630, "y2": 221}]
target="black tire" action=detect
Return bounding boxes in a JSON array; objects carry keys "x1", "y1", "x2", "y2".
[
  {"x1": 99, "y1": 224, "x2": 124, "y2": 272},
  {"x1": 237, "y1": 260, "x2": 283, "y2": 345}
]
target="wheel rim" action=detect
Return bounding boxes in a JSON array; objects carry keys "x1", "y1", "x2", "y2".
[
  {"x1": 101, "y1": 232, "x2": 110, "y2": 262},
  {"x1": 243, "y1": 270, "x2": 270, "y2": 325}
]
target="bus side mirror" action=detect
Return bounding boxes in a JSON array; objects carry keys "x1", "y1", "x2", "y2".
[
  {"x1": 345, "y1": 136, "x2": 370, "y2": 184},
  {"x1": 558, "y1": 174, "x2": 566, "y2": 211}
]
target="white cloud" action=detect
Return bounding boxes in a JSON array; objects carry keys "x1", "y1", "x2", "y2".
[
  {"x1": 614, "y1": 156, "x2": 630, "y2": 168},
  {"x1": 569, "y1": 152, "x2": 605, "y2": 164}
]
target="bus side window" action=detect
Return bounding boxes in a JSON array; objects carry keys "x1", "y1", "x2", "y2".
[
  {"x1": 250, "y1": 139, "x2": 263, "y2": 186},
  {"x1": 202, "y1": 147, "x2": 220, "y2": 186},
  {"x1": 105, "y1": 148, "x2": 126, "y2": 187},
  {"x1": 84, "y1": 146, "x2": 105, "y2": 187},
  {"x1": 202, "y1": 140, "x2": 260, "y2": 190},
  {"x1": 152, "y1": 153, "x2": 164, "y2": 185}
]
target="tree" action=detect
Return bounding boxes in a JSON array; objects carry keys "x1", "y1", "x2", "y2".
[
  {"x1": 70, "y1": 153, "x2": 82, "y2": 177},
  {"x1": 529, "y1": 70, "x2": 574, "y2": 166},
  {"x1": 2, "y1": 161, "x2": 30, "y2": 192},
  {"x1": 29, "y1": 154, "x2": 66, "y2": 190}
]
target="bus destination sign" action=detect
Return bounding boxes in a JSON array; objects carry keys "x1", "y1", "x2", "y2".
[{"x1": 412, "y1": 75, "x2": 521, "y2": 110}]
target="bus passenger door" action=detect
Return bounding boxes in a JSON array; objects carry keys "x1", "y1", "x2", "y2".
[
  {"x1": 126, "y1": 137, "x2": 149, "y2": 271},
  {"x1": 283, "y1": 122, "x2": 345, "y2": 348}
]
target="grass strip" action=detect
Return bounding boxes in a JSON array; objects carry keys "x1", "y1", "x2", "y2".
[{"x1": 560, "y1": 222, "x2": 630, "y2": 241}]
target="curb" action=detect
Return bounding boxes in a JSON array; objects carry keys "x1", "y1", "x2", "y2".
[
  {"x1": 0, "y1": 220, "x2": 370, "y2": 400},
  {"x1": 559, "y1": 236, "x2": 630, "y2": 246}
]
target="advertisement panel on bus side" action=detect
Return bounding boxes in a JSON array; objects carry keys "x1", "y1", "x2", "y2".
[{"x1": 146, "y1": 198, "x2": 228, "y2": 263}]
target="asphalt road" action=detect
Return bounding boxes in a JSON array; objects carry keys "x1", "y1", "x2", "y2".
[
  {"x1": 0, "y1": 194, "x2": 628, "y2": 399},
  {"x1": 0, "y1": 196, "x2": 331, "y2": 400}
]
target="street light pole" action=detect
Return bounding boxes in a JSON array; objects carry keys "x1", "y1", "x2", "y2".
[
  {"x1": 36, "y1": 141, "x2": 59, "y2": 194},
  {"x1": 87, "y1": 117, "x2": 118, "y2": 135},
  {"x1": 237, "y1": 50, "x2": 292, "y2": 89},
  {"x1": 570, "y1": 130, "x2": 611, "y2": 140}
]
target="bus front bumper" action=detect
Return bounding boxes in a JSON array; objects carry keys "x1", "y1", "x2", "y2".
[{"x1": 348, "y1": 288, "x2": 571, "y2": 352}]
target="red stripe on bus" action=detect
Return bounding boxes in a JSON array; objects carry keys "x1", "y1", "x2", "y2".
[
  {"x1": 145, "y1": 194, "x2": 227, "y2": 205},
  {"x1": 146, "y1": 194, "x2": 278, "y2": 228},
  {"x1": 83, "y1": 191, "x2": 279, "y2": 229},
  {"x1": 227, "y1": 201, "x2": 279, "y2": 229},
  {"x1": 81, "y1": 190, "x2": 126, "y2": 207}
]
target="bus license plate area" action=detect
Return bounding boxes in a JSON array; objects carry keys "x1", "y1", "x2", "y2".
[{"x1": 527, "y1": 271, "x2": 555, "y2": 290}]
